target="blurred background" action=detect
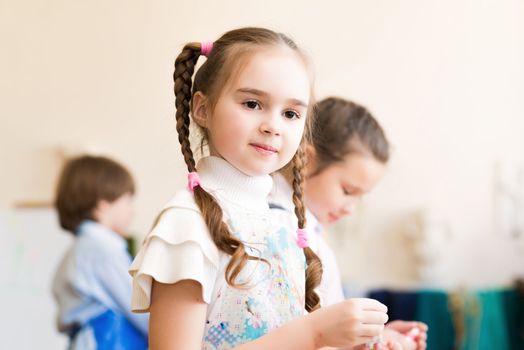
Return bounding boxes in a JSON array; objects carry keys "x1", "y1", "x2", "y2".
[{"x1": 1, "y1": 0, "x2": 523, "y2": 348}]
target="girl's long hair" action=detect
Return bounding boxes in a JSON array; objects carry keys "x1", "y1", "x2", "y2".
[{"x1": 173, "y1": 27, "x2": 322, "y2": 312}]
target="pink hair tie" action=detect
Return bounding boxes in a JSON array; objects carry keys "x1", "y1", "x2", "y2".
[
  {"x1": 200, "y1": 41, "x2": 213, "y2": 57},
  {"x1": 187, "y1": 172, "x2": 201, "y2": 192},
  {"x1": 296, "y1": 228, "x2": 309, "y2": 248}
]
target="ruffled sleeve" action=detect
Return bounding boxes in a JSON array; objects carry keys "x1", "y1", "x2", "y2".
[{"x1": 129, "y1": 190, "x2": 220, "y2": 312}]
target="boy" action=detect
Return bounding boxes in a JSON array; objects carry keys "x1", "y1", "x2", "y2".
[{"x1": 52, "y1": 155, "x2": 148, "y2": 349}]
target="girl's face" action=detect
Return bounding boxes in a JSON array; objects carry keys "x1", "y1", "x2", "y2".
[
  {"x1": 194, "y1": 48, "x2": 310, "y2": 176},
  {"x1": 305, "y1": 153, "x2": 386, "y2": 225}
]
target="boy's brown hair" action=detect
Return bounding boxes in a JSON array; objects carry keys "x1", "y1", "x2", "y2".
[{"x1": 54, "y1": 155, "x2": 135, "y2": 234}]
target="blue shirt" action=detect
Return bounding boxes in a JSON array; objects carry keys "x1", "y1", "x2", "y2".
[{"x1": 52, "y1": 220, "x2": 148, "y2": 338}]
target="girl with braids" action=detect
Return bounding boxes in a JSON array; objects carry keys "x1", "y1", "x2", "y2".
[
  {"x1": 129, "y1": 28, "x2": 389, "y2": 350},
  {"x1": 270, "y1": 97, "x2": 429, "y2": 349}
]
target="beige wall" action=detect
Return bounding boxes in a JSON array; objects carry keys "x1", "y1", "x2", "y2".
[{"x1": 2, "y1": 0, "x2": 524, "y2": 288}]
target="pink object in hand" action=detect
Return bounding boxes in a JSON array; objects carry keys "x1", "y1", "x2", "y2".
[
  {"x1": 188, "y1": 172, "x2": 201, "y2": 192},
  {"x1": 406, "y1": 327, "x2": 420, "y2": 341},
  {"x1": 296, "y1": 228, "x2": 309, "y2": 248}
]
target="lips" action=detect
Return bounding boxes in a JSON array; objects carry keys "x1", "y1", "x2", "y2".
[
  {"x1": 328, "y1": 213, "x2": 340, "y2": 222},
  {"x1": 249, "y1": 143, "x2": 278, "y2": 155}
]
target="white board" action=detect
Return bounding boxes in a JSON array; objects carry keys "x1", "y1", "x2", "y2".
[{"x1": 0, "y1": 208, "x2": 72, "y2": 349}]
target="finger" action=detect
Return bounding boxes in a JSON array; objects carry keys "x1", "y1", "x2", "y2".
[
  {"x1": 362, "y1": 310, "x2": 389, "y2": 325},
  {"x1": 416, "y1": 322, "x2": 429, "y2": 332},
  {"x1": 386, "y1": 340, "x2": 402, "y2": 350},
  {"x1": 360, "y1": 324, "x2": 385, "y2": 337},
  {"x1": 373, "y1": 341, "x2": 387, "y2": 350},
  {"x1": 417, "y1": 331, "x2": 427, "y2": 341},
  {"x1": 353, "y1": 298, "x2": 388, "y2": 312},
  {"x1": 375, "y1": 343, "x2": 387, "y2": 350},
  {"x1": 417, "y1": 340, "x2": 427, "y2": 350},
  {"x1": 354, "y1": 335, "x2": 378, "y2": 348},
  {"x1": 386, "y1": 320, "x2": 419, "y2": 332}
]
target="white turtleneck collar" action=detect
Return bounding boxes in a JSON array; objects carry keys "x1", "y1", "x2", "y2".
[
  {"x1": 269, "y1": 172, "x2": 323, "y2": 236},
  {"x1": 197, "y1": 156, "x2": 273, "y2": 213}
]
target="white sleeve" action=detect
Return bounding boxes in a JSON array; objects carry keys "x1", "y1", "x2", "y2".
[
  {"x1": 315, "y1": 234, "x2": 345, "y2": 306},
  {"x1": 129, "y1": 205, "x2": 220, "y2": 312}
]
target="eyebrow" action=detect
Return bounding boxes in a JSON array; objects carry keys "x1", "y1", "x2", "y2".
[{"x1": 236, "y1": 88, "x2": 308, "y2": 108}]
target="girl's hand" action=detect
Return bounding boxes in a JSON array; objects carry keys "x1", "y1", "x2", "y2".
[
  {"x1": 384, "y1": 321, "x2": 428, "y2": 350},
  {"x1": 352, "y1": 339, "x2": 401, "y2": 350},
  {"x1": 308, "y1": 298, "x2": 389, "y2": 348},
  {"x1": 382, "y1": 340, "x2": 403, "y2": 350}
]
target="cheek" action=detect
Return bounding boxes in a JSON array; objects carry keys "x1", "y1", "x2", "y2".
[
  {"x1": 283, "y1": 123, "x2": 305, "y2": 154},
  {"x1": 322, "y1": 182, "x2": 340, "y2": 207},
  {"x1": 118, "y1": 203, "x2": 133, "y2": 225},
  {"x1": 211, "y1": 112, "x2": 251, "y2": 144},
  {"x1": 230, "y1": 119, "x2": 253, "y2": 138},
  {"x1": 293, "y1": 121, "x2": 306, "y2": 143},
  {"x1": 306, "y1": 178, "x2": 326, "y2": 209},
  {"x1": 125, "y1": 207, "x2": 134, "y2": 221},
  {"x1": 310, "y1": 174, "x2": 340, "y2": 208}
]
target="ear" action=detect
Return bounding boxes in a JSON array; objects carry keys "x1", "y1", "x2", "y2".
[
  {"x1": 92, "y1": 199, "x2": 110, "y2": 222},
  {"x1": 192, "y1": 91, "x2": 209, "y2": 128},
  {"x1": 304, "y1": 143, "x2": 317, "y2": 177}
]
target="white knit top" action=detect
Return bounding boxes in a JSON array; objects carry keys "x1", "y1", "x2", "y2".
[{"x1": 129, "y1": 156, "x2": 306, "y2": 349}]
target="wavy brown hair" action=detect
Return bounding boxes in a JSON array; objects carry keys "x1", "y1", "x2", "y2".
[
  {"x1": 310, "y1": 97, "x2": 390, "y2": 175},
  {"x1": 173, "y1": 27, "x2": 322, "y2": 312}
]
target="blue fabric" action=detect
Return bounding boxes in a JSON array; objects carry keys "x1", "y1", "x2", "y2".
[
  {"x1": 87, "y1": 309, "x2": 148, "y2": 350},
  {"x1": 369, "y1": 289, "x2": 454, "y2": 350},
  {"x1": 368, "y1": 290, "x2": 418, "y2": 321},
  {"x1": 53, "y1": 220, "x2": 149, "y2": 336}
]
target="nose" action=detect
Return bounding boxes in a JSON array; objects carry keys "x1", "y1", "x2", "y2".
[
  {"x1": 340, "y1": 205, "x2": 353, "y2": 217},
  {"x1": 259, "y1": 110, "x2": 281, "y2": 136},
  {"x1": 341, "y1": 198, "x2": 359, "y2": 216}
]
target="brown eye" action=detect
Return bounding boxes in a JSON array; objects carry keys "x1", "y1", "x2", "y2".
[
  {"x1": 283, "y1": 110, "x2": 300, "y2": 120},
  {"x1": 243, "y1": 100, "x2": 261, "y2": 110}
]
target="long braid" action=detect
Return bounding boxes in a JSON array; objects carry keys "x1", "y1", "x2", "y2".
[
  {"x1": 174, "y1": 44, "x2": 199, "y2": 172},
  {"x1": 173, "y1": 43, "x2": 268, "y2": 289},
  {"x1": 292, "y1": 142, "x2": 323, "y2": 312},
  {"x1": 173, "y1": 29, "x2": 318, "y2": 309}
]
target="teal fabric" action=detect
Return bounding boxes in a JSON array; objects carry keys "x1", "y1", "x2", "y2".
[
  {"x1": 500, "y1": 289, "x2": 524, "y2": 350},
  {"x1": 416, "y1": 290, "x2": 455, "y2": 350},
  {"x1": 370, "y1": 288, "x2": 524, "y2": 350},
  {"x1": 475, "y1": 290, "x2": 509, "y2": 350},
  {"x1": 456, "y1": 292, "x2": 481, "y2": 350}
]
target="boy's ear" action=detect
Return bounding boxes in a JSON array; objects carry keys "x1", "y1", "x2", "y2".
[
  {"x1": 192, "y1": 91, "x2": 209, "y2": 128},
  {"x1": 92, "y1": 199, "x2": 110, "y2": 221}
]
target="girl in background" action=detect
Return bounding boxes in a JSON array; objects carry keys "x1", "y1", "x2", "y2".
[
  {"x1": 270, "y1": 97, "x2": 428, "y2": 349},
  {"x1": 129, "y1": 28, "x2": 393, "y2": 350}
]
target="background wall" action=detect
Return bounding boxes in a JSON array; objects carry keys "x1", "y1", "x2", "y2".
[{"x1": 1, "y1": 1, "x2": 524, "y2": 344}]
